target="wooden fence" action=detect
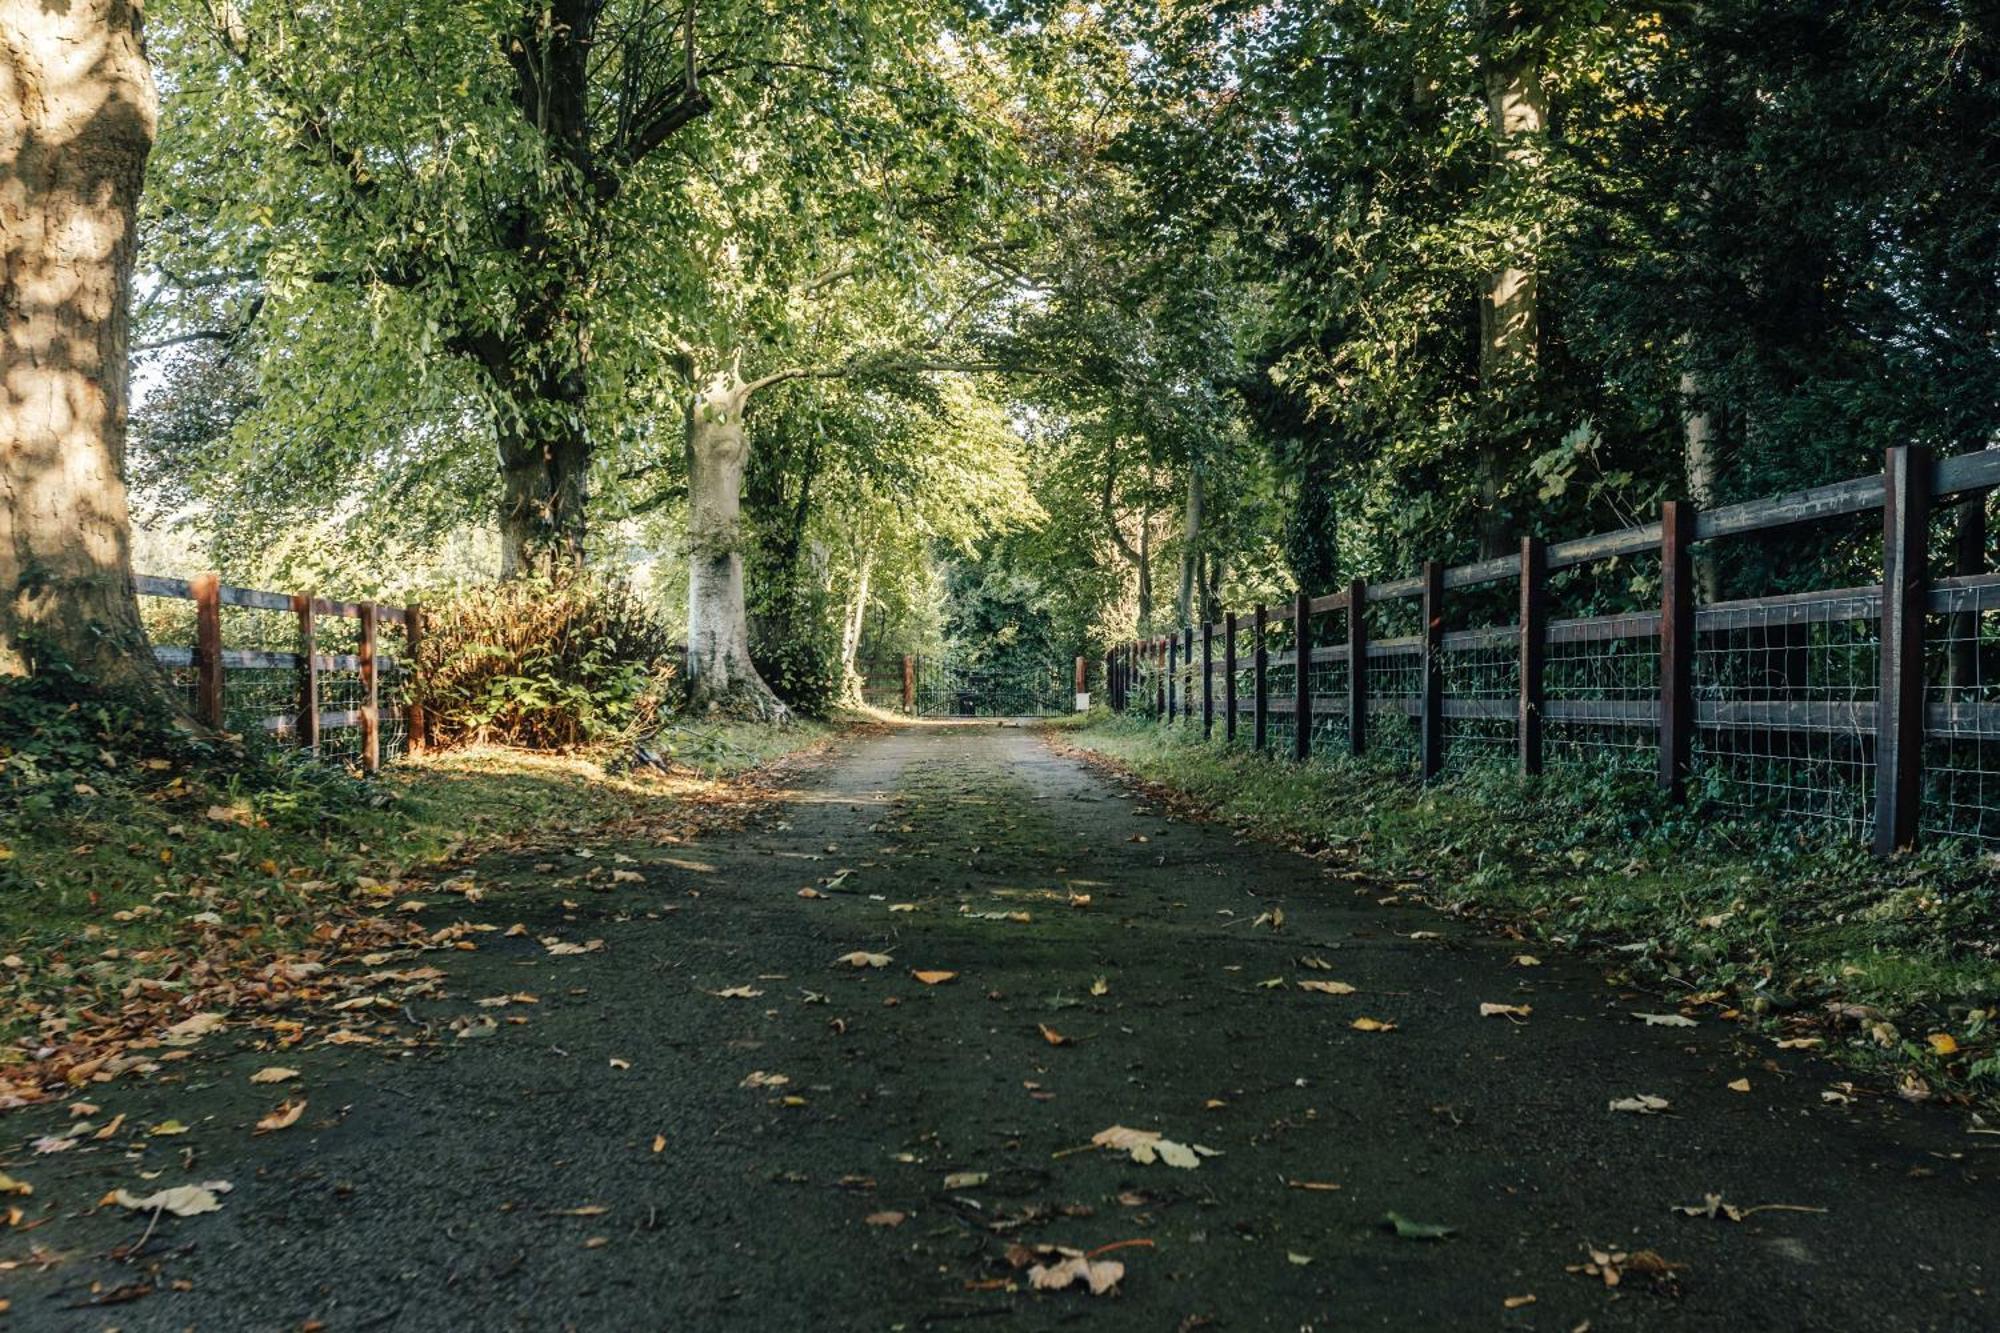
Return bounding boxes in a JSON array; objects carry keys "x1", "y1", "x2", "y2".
[
  {"x1": 1108, "y1": 444, "x2": 2000, "y2": 857},
  {"x1": 136, "y1": 573, "x2": 424, "y2": 772}
]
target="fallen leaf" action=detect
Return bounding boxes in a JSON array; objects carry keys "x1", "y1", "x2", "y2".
[
  {"x1": 1384, "y1": 1211, "x2": 1455, "y2": 1240},
  {"x1": 1775, "y1": 1037, "x2": 1824, "y2": 1050},
  {"x1": 163, "y1": 1012, "x2": 226, "y2": 1042},
  {"x1": 1569, "y1": 1245, "x2": 1686, "y2": 1291},
  {"x1": 865, "y1": 1211, "x2": 906, "y2": 1227},
  {"x1": 1513, "y1": 955, "x2": 1542, "y2": 967},
  {"x1": 741, "y1": 1070, "x2": 790, "y2": 1089},
  {"x1": 889, "y1": 903, "x2": 917, "y2": 913},
  {"x1": 1298, "y1": 955, "x2": 1333, "y2": 970},
  {"x1": 797, "y1": 887, "x2": 826, "y2": 899},
  {"x1": 1038, "y1": 1023, "x2": 1071, "y2": 1047},
  {"x1": 652, "y1": 1135, "x2": 666, "y2": 1153},
  {"x1": 1634, "y1": 1013, "x2": 1697, "y2": 1028},
  {"x1": 1726, "y1": 1077, "x2": 1751, "y2": 1093},
  {"x1": 1927, "y1": 1033, "x2": 1960, "y2": 1056},
  {"x1": 0, "y1": 1172, "x2": 29, "y2": 1197},
  {"x1": 255, "y1": 1100, "x2": 307, "y2": 1133},
  {"x1": 93, "y1": 1113, "x2": 126, "y2": 1140},
  {"x1": 249, "y1": 1067, "x2": 300, "y2": 1085},
  {"x1": 31, "y1": 1136, "x2": 76, "y2": 1155},
  {"x1": 1028, "y1": 1257, "x2": 1124, "y2": 1295},
  {"x1": 912, "y1": 970, "x2": 957, "y2": 986},
  {"x1": 1090, "y1": 977, "x2": 1109, "y2": 996},
  {"x1": 712, "y1": 986, "x2": 765, "y2": 999},
  {"x1": 1287, "y1": 1252, "x2": 1313, "y2": 1266},
  {"x1": 549, "y1": 1204, "x2": 610, "y2": 1216},
  {"x1": 108, "y1": 1181, "x2": 231, "y2": 1217},
  {"x1": 1503, "y1": 1294, "x2": 1536, "y2": 1310},
  {"x1": 149, "y1": 1119, "x2": 190, "y2": 1137},
  {"x1": 1284, "y1": 1179, "x2": 1341, "y2": 1192},
  {"x1": 1350, "y1": 1017, "x2": 1396, "y2": 1032},
  {"x1": 1609, "y1": 1094, "x2": 1671, "y2": 1115},
  {"x1": 1407, "y1": 931, "x2": 1441, "y2": 941},
  {"x1": 544, "y1": 938, "x2": 604, "y2": 956},
  {"x1": 609, "y1": 1057, "x2": 631, "y2": 1070},
  {"x1": 943, "y1": 1171, "x2": 988, "y2": 1189},
  {"x1": 1479, "y1": 1003, "x2": 1531, "y2": 1019},
  {"x1": 1090, "y1": 1124, "x2": 1214, "y2": 1169},
  {"x1": 835, "y1": 951, "x2": 891, "y2": 969},
  {"x1": 1299, "y1": 980, "x2": 1357, "y2": 996}
]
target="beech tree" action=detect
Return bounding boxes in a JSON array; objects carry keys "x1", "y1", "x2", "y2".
[{"x1": 0, "y1": 0, "x2": 168, "y2": 694}]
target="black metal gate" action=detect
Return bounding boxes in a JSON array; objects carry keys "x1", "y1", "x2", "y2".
[{"x1": 913, "y1": 656, "x2": 1071, "y2": 717}]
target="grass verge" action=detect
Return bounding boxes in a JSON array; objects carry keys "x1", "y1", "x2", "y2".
[
  {"x1": 1051, "y1": 711, "x2": 2000, "y2": 1107},
  {"x1": 0, "y1": 694, "x2": 840, "y2": 1104}
]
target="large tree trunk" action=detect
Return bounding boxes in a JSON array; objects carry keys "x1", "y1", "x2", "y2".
[
  {"x1": 683, "y1": 364, "x2": 785, "y2": 719},
  {"x1": 1475, "y1": 13, "x2": 1546, "y2": 559},
  {"x1": 497, "y1": 412, "x2": 590, "y2": 578},
  {"x1": 0, "y1": 0, "x2": 170, "y2": 695}
]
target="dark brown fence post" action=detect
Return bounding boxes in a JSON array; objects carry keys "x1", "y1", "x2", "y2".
[
  {"x1": 1253, "y1": 603, "x2": 1269, "y2": 752},
  {"x1": 902, "y1": 655, "x2": 915, "y2": 712},
  {"x1": 1224, "y1": 612, "x2": 1238, "y2": 741},
  {"x1": 1658, "y1": 502, "x2": 1695, "y2": 799},
  {"x1": 1347, "y1": 579, "x2": 1367, "y2": 756},
  {"x1": 404, "y1": 604, "x2": 427, "y2": 754},
  {"x1": 292, "y1": 592, "x2": 320, "y2": 752},
  {"x1": 1419, "y1": 561, "x2": 1444, "y2": 780},
  {"x1": 1518, "y1": 537, "x2": 1546, "y2": 777},
  {"x1": 1182, "y1": 626, "x2": 1194, "y2": 726},
  {"x1": 1157, "y1": 637, "x2": 1168, "y2": 717},
  {"x1": 192, "y1": 571, "x2": 223, "y2": 729},
  {"x1": 1201, "y1": 621, "x2": 1214, "y2": 737},
  {"x1": 1293, "y1": 590, "x2": 1311, "y2": 761},
  {"x1": 1167, "y1": 633, "x2": 1178, "y2": 722},
  {"x1": 1075, "y1": 655, "x2": 1086, "y2": 708},
  {"x1": 359, "y1": 602, "x2": 381, "y2": 773},
  {"x1": 1874, "y1": 444, "x2": 1933, "y2": 855}
]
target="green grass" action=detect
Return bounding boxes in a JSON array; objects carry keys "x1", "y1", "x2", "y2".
[
  {"x1": 0, "y1": 715, "x2": 835, "y2": 1055},
  {"x1": 1056, "y1": 711, "x2": 2000, "y2": 1100}
]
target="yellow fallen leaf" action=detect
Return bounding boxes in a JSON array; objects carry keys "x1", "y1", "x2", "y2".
[
  {"x1": 149, "y1": 1119, "x2": 190, "y2": 1137},
  {"x1": 1503, "y1": 1294, "x2": 1536, "y2": 1310},
  {"x1": 1090, "y1": 977, "x2": 1109, "y2": 996},
  {"x1": 255, "y1": 1099, "x2": 307, "y2": 1133},
  {"x1": 1350, "y1": 1017, "x2": 1396, "y2": 1032},
  {"x1": 889, "y1": 903, "x2": 917, "y2": 913},
  {"x1": 1513, "y1": 955, "x2": 1542, "y2": 968},
  {"x1": 93, "y1": 1113, "x2": 126, "y2": 1140},
  {"x1": 797, "y1": 888, "x2": 826, "y2": 899},
  {"x1": 1727, "y1": 1078, "x2": 1751, "y2": 1093},
  {"x1": 652, "y1": 1135, "x2": 666, "y2": 1153},
  {"x1": 1479, "y1": 1003, "x2": 1531, "y2": 1019},
  {"x1": 0, "y1": 1172, "x2": 31, "y2": 1197},
  {"x1": 912, "y1": 970, "x2": 957, "y2": 985},
  {"x1": 249, "y1": 1067, "x2": 300, "y2": 1085},
  {"x1": 835, "y1": 951, "x2": 891, "y2": 968},
  {"x1": 1927, "y1": 1033, "x2": 1959, "y2": 1056}
]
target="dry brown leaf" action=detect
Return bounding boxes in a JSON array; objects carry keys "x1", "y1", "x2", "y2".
[
  {"x1": 865, "y1": 1210, "x2": 906, "y2": 1227},
  {"x1": 1038, "y1": 1023, "x2": 1071, "y2": 1046},
  {"x1": 741, "y1": 1070, "x2": 790, "y2": 1089},
  {"x1": 1726, "y1": 1078, "x2": 1751, "y2": 1093},
  {"x1": 1609, "y1": 1094, "x2": 1671, "y2": 1115},
  {"x1": 1479, "y1": 1003, "x2": 1531, "y2": 1019},
  {"x1": 254, "y1": 1099, "x2": 306, "y2": 1134},
  {"x1": 1028, "y1": 1257, "x2": 1124, "y2": 1295},
  {"x1": 712, "y1": 986, "x2": 765, "y2": 998},
  {"x1": 1285, "y1": 1179, "x2": 1341, "y2": 1192},
  {"x1": 912, "y1": 970, "x2": 957, "y2": 986},
  {"x1": 108, "y1": 1181, "x2": 230, "y2": 1217},
  {"x1": 1298, "y1": 980, "x2": 1357, "y2": 996},
  {"x1": 249, "y1": 1067, "x2": 300, "y2": 1085},
  {"x1": 1502, "y1": 1294, "x2": 1536, "y2": 1310}
]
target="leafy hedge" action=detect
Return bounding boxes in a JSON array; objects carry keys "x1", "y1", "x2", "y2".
[{"x1": 409, "y1": 575, "x2": 677, "y2": 750}]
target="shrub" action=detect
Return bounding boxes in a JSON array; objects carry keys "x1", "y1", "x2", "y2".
[{"x1": 409, "y1": 574, "x2": 678, "y2": 750}]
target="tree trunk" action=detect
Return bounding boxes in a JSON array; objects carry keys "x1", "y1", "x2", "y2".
[
  {"x1": 838, "y1": 541, "x2": 873, "y2": 705},
  {"x1": 1680, "y1": 366, "x2": 1722, "y2": 601},
  {"x1": 1475, "y1": 16, "x2": 1546, "y2": 559},
  {"x1": 0, "y1": 0, "x2": 170, "y2": 696},
  {"x1": 497, "y1": 411, "x2": 590, "y2": 578},
  {"x1": 683, "y1": 364, "x2": 785, "y2": 719}
]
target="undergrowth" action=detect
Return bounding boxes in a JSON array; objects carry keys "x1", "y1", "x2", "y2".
[{"x1": 1055, "y1": 711, "x2": 2000, "y2": 1103}]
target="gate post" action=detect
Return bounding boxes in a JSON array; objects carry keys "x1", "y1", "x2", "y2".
[
  {"x1": 1224, "y1": 612, "x2": 1239, "y2": 742},
  {"x1": 359, "y1": 602, "x2": 380, "y2": 773},
  {"x1": 1167, "y1": 634, "x2": 1178, "y2": 722},
  {"x1": 292, "y1": 591, "x2": 319, "y2": 752},
  {"x1": 1253, "y1": 603, "x2": 1269, "y2": 752},
  {"x1": 902, "y1": 655, "x2": 915, "y2": 713},
  {"x1": 1201, "y1": 620, "x2": 1214, "y2": 738},
  {"x1": 1075, "y1": 655, "x2": 1087, "y2": 711},
  {"x1": 1874, "y1": 445, "x2": 1933, "y2": 855},
  {"x1": 1293, "y1": 591, "x2": 1311, "y2": 761}
]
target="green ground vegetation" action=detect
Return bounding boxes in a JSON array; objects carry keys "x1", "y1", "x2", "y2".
[{"x1": 1055, "y1": 712, "x2": 2000, "y2": 1104}]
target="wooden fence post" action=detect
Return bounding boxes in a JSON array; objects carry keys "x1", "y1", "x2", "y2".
[
  {"x1": 903, "y1": 655, "x2": 915, "y2": 712},
  {"x1": 1347, "y1": 579, "x2": 1367, "y2": 756},
  {"x1": 192, "y1": 571, "x2": 223, "y2": 729},
  {"x1": 1518, "y1": 538, "x2": 1546, "y2": 777},
  {"x1": 1224, "y1": 612, "x2": 1238, "y2": 742},
  {"x1": 1182, "y1": 626, "x2": 1194, "y2": 726},
  {"x1": 291, "y1": 592, "x2": 320, "y2": 752},
  {"x1": 359, "y1": 602, "x2": 381, "y2": 773},
  {"x1": 1201, "y1": 621, "x2": 1214, "y2": 738},
  {"x1": 1874, "y1": 444, "x2": 1933, "y2": 855},
  {"x1": 1155, "y1": 637, "x2": 1166, "y2": 717},
  {"x1": 1419, "y1": 561, "x2": 1444, "y2": 780},
  {"x1": 1253, "y1": 603, "x2": 1269, "y2": 752},
  {"x1": 1949, "y1": 493, "x2": 1987, "y2": 694},
  {"x1": 1167, "y1": 633, "x2": 1178, "y2": 722},
  {"x1": 1075, "y1": 655, "x2": 1086, "y2": 709},
  {"x1": 404, "y1": 604, "x2": 427, "y2": 754},
  {"x1": 1293, "y1": 590, "x2": 1311, "y2": 761},
  {"x1": 1659, "y1": 501, "x2": 1696, "y2": 799}
]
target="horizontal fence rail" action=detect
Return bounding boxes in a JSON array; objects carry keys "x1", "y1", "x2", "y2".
[
  {"x1": 136, "y1": 573, "x2": 423, "y2": 772},
  {"x1": 1107, "y1": 444, "x2": 2000, "y2": 858}
]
